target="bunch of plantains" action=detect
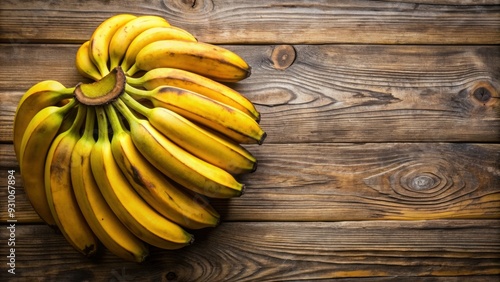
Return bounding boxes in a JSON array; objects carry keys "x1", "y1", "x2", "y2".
[{"x1": 13, "y1": 14, "x2": 265, "y2": 262}]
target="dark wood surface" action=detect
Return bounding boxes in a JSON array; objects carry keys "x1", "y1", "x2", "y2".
[{"x1": 1, "y1": 1, "x2": 499, "y2": 281}]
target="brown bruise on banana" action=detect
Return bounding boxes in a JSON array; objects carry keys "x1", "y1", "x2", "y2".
[
  {"x1": 188, "y1": 51, "x2": 251, "y2": 80},
  {"x1": 74, "y1": 67, "x2": 126, "y2": 105},
  {"x1": 130, "y1": 164, "x2": 156, "y2": 194},
  {"x1": 129, "y1": 164, "x2": 181, "y2": 209}
]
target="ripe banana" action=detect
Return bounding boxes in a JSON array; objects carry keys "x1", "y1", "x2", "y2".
[
  {"x1": 19, "y1": 98, "x2": 78, "y2": 227},
  {"x1": 113, "y1": 98, "x2": 245, "y2": 198},
  {"x1": 71, "y1": 107, "x2": 149, "y2": 262},
  {"x1": 44, "y1": 105, "x2": 99, "y2": 257},
  {"x1": 13, "y1": 80, "x2": 74, "y2": 159},
  {"x1": 91, "y1": 107, "x2": 194, "y2": 249},
  {"x1": 75, "y1": 41, "x2": 102, "y2": 81},
  {"x1": 89, "y1": 13, "x2": 137, "y2": 76},
  {"x1": 16, "y1": 13, "x2": 263, "y2": 261},
  {"x1": 108, "y1": 15, "x2": 171, "y2": 70},
  {"x1": 121, "y1": 26, "x2": 197, "y2": 72},
  {"x1": 126, "y1": 67, "x2": 260, "y2": 121},
  {"x1": 129, "y1": 40, "x2": 251, "y2": 82},
  {"x1": 121, "y1": 92, "x2": 257, "y2": 175},
  {"x1": 125, "y1": 84, "x2": 266, "y2": 145},
  {"x1": 106, "y1": 104, "x2": 220, "y2": 229}
]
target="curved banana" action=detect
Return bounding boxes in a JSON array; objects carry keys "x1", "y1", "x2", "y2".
[
  {"x1": 126, "y1": 67, "x2": 260, "y2": 121},
  {"x1": 90, "y1": 107, "x2": 194, "y2": 249},
  {"x1": 13, "y1": 80, "x2": 74, "y2": 159},
  {"x1": 71, "y1": 107, "x2": 149, "y2": 262},
  {"x1": 129, "y1": 40, "x2": 251, "y2": 82},
  {"x1": 113, "y1": 98, "x2": 245, "y2": 198},
  {"x1": 44, "y1": 105, "x2": 99, "y2": 257},
  {"x1": 108, "y1": 15, "x2": 170, "y2": 70},
  {"x1": 121, "y1": 92, "x2": 256, "y2": 175},
  {"x1": 106, "y1": 104, "x2": 220, "y2": 229},
  {"x1": 19, "y1": 98, "x2": 78, "y2": 227},
  {"x1": 125, "y1": 84, "x2": 266, "y2": 145},
  {"x1": 89, "y1": 13, "x2": 137, "y2": 76},
  {"x1": 121, "y1": 26, "x2": 197, "y2": 71},
  {"x1": 75, "y1": 41, "x2": 102, "y2": 81}
]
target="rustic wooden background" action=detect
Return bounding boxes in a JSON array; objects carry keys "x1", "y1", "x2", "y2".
[{"x1": 1, "y1": 0, "x2": 499, "y2": 281}]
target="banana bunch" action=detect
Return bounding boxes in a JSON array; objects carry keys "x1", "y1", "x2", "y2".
[{"x1": 14, "y1": 14, "x2": 265, "y2": 262}]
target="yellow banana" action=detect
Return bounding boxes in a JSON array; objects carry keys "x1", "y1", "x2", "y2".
[
  {"x1": 113, "y1": 98, "x2": 245, "y2": 198},
  {"x1": 19, "y1": 98, "x2": 78, "y2": 227},
  {"x1": 125, "y1": 84, "x2": 266, "y2": 145},
  {"x1": 108, "y1": 15, "x2": 171, "y2": 70},
  {"x1": 121, "y1": 26, "x2": 197, "y2": 71},
  {"x1": 75, "y1": 41, "x2": 102, "y2": 81},
  {"x1": 90, "y1": 107, "x2": 194, "y2": 249},
  {"x1": 126, "y1": 67, "x2": 260, "y2": 121},
  {"x1": 121, "y1": 92, "x2": 257, "y2": 175},
  {"x1": 89, "y1": 14, "x2": 137, "y2": 76},
  {"x1": 106, "y1": 104, "x2": 220, "y2": 229},
  {"x1": 129, "y1": 40, "x2": 251, "y2": 82},
  {"x1": 71, "y1": 107, "x2": 149, "y2": 262},
  {"x1": 13, "y1": 80, "x2": 74, "y2": 159},
  {"x1": 44, "y1": 105, "x2": 99, "y2": 257}
]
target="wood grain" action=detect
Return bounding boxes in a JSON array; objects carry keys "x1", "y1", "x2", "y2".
[
  {"x1": 2, "y1": 143, "x2": 498, "y2": 223},
  {"x1": 0, "y1": 220, "x2": 499, "y2": 281},
  {"x1": 0, "y1": 0, "x2": 499, "y2": 44},
  {"x1": 1, "y1": 44, "x2": 499, "y2": 143},
  {"x1": 1, "y1": 1, "x2": 499, "y2": 280}
]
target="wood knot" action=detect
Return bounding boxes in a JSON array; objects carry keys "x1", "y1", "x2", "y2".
[
  {"x1": 469, "y1": 81, "x2": 498, "y2": 106},
  {"x1": 363, "y1": 159, "x2": 465, "y2": 202},
  {"x1": 165, "y1": 0, "x2": 213, "y2": 12},
  {"x1": 165, "y1": 272, "x2": 177, "y2": 280},
  {"x1": 182, "y1": 0, "x2": 196, "y2": 8},
  {"x1": 410, "y1": 174, "x2": 436, "y2": 191},
  {"x1": 473, "y1": 87, "x2": 491, "y2": 103},
  {"x1": 271, "y1": 45, "x2": 296, "y2": 70}
]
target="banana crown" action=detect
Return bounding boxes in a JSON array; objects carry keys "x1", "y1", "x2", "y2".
[{"x1": 14, "y1": 13, "x2": 265, "y2": 262}]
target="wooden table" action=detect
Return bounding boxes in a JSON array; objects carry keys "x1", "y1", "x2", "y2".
[{"x1": 1, "y1": 1, "x2": 499, "y2": 281}]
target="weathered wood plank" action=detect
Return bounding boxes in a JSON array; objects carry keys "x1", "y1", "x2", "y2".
[
  {"x1": 1, "y1": 143, "x2": 498, "y2": 223},
  {"x1": 1, "y1": 44, "x2": 499, "y2": 143},
  {"x1": 218, "y1": 142, "x2": 500, "y2": 221},
  {"x1": 1, "y1": 0, "x2": 499, "y2": 44},
  {"x1": 0, "y1": 220, "x2": 499, "y2": 281},
  {"x1": 1, "y1": 1, "x2": 498, "y2": 281}
]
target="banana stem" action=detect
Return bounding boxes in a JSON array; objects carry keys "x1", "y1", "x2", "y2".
[
  {"x1": 124, "y1": 76, "x2": 140, "y2": 88},
  {"x1": 124, "y1": 83, "x2": 149, "y2": 99},
  {"x1": 88, "y1": 72, "x2": 103, "y2": 82},
  {"x1": 64, "y1": 87, "x2": 77, "y2": 94},
  {"x1": 95, "y1": 107, "x2": 108, "y2": 141},
  {"x1": 61, "y1": 98, "x2": 79, "y2": 114},
  {"x1": 113, "y1": 97, "x2": 139, "y2": 125},
  {"x1": 124, "y1": 76, "x2": 145, "y2": 88},
  {"x1": 125, "y1": 64, "x2": 140, "y2": 76},
  {"x1": 105, "y1": 104, "x2": 125, "y2": 134},
  {"x1": 120, "y1": 92, "x2": 151, "y2": 118},
  {"x1": 67, "y1": 104, "x2": 88, "y2": 134},
  {"x1": 97, "y1": 64, "x2": 110, "y2": 78},
  {"x1": 82, "y1": 107, "x2": 96, "y2": 140}
]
